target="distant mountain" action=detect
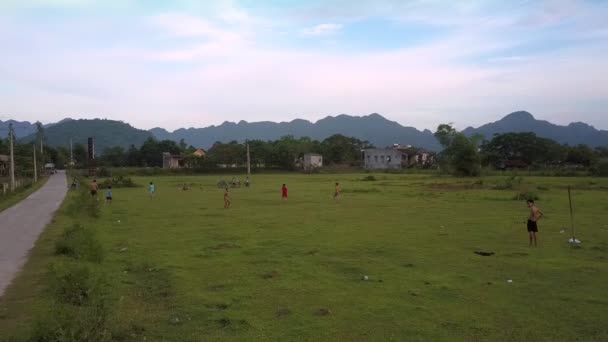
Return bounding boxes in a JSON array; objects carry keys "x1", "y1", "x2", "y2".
[
  {"x1": 463, "y1": 111, "x2": 608, "y2": 147},
  {"x1": 1, "y1": 120, "x2": 38, "y2": 138},
  {"x1": 7, "y1": 111, "x2": 607, "y2": 153},
  {"x1": 151, "y1": 113, "x2": 442, "y2": 150},
  {"x1": 0, "y1": 119, "x2": 64, "y2": 138},
  {"x1": 20, "y1": 119, "x2": 153, "y2": 154}
]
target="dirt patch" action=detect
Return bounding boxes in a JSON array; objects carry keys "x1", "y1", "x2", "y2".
[
  {"x1": 427, "y1": 183, "x2": 468, "y2": 191},
  {"x1": 205, "y1": 303, "x2": 230, "y2": 310},
  {"x1": 305, "y1": 249, "x2": 319, "y2": 255},
  {"x1": 210, "y1": 243, "x2": 240, "y2": 250},
  {"x1": 313, "y1": 308, "x2": 332, "y2": 316},
  {"x1": 215, "y1": 318, "x2": 250, "y2": 330},
  {"x1": 262, "y1": 271, "x2": 280, "y2": 279},
  {"x1": 207, "y1": 284, "x2": 226, "y2": 292},
  {"x1": 276, "y1": 308, "x2": 291, "y2": 318},
  {"x1": 504, "y1": 252, "x2": 529, "y2": 257}
]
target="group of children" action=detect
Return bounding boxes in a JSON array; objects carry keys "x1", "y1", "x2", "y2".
[
  {"x1": 89, "y1": 179, "x2": 156, "y2": 205},
  {"x1": 89, "y1": 177, "x2": 544, "y2": 246},
  {"x1": 222, "y1": 182, "x2": 341, "y2": 209}
]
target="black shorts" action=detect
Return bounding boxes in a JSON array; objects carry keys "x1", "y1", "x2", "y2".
[
  {"x1": 527, "y1": 220, "x2": 538, "y2": 232},
  {"x1": 91, "y1": 190, "x2": 97, "y2": 196},
  {"x1": 106, "y1": 196, "x2": 112, "y2": 200}
]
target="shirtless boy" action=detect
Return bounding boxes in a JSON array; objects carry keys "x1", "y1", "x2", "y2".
[{"x1": 527, "y1": 199, "x2": 544, "y2": 247}]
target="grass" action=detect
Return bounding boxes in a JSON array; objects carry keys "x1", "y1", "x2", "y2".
[
  {"x1": 1, "y1": 174, "x2": 607, "y2": 341},
  {"x1": 0, "y1": 177, "x2": 48, "y2": 213}
]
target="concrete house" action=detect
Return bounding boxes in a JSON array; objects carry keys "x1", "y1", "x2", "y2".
[
  {"x1": 363, "y1": 149, "x2": 408, "y2": 169},
  {"x1": 162, "y1": 152, "x2": 183, "y2": 169},
  {"x1": 192, "y1": 149, "x2": 206, "y2": 158},
  {"x1": 303, "y1": 153, "x2": 323, "y2": 171}
]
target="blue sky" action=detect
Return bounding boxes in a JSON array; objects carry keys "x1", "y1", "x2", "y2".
[{"x1": 1, "y1": 0, "x2": 607, "y2": 131}]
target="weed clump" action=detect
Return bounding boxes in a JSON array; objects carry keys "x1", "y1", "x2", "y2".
[
  {"x1": 55, "y1": 224, "x2": 104, "y2": 263},
  {"x1": 513, "y1": 191, "x2": 539, "y2": 201},
  {"x1": 361, "y1": 175, "x2": 377, "y2": 181},
  {"x1": 100, "y1": 175, "x2": 138, "y2": 188},
  {"x1": 48, "y1": 260, "x2": 102, "y2": 306},
  {"x1": 493, "y1": 176, "x2": 523, "y2": 190}
]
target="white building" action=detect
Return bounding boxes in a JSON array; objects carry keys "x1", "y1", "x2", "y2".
[{"x1": 303, "y1": 153, "x2": 323, "y2": 171}]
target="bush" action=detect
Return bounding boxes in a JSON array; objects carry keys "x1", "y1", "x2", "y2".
[
  {"x1": 361, "y1": 175, "x2": 377, "y2": 181},
  {"x1": 513, "y1": 191, "x2": 539, "y2": 201},
  {"x1": 493, "y1": 176, "x2": 523, "y2": 190},
  {"x1": 55, "y1": 224, "x2": 104, "y2": 263},
  {"x1": 590, "y1": 160, "x2": 608, "y2": 177},
  {"x1": 48, "y1": 261, "x2": 98, "y2": 306},
  {"x1": 99, "y1": 175, "x2": 137, "y2": 188},
  {"x1": 29, "y1": 297, "x2": 111, "y2": 342}
]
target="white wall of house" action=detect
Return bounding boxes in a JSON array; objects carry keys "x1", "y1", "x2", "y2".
[
  {"x1": 304, "y1": 154, "x2": 323, "y2": 170},
  {"x1": 363, "y1": 149, "x2": 403, "y2": 169}
]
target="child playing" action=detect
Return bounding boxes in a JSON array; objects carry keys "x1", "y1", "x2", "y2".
[
  {"x1": 224, "y1": 188, "x2": 231, "y2": 208},
  {"x1": 149, "y1": 182, "x2": 155, "y2": 198},
  {"x1": 334, "y1": 182, "x2": 341, "y2": 200},
  {"x1": 527, "y1": 199, "x2": 544, "y2": 247},
  {"x1": 282, "y1": 184, "x2": 288, "y2": 200},
  {"x1": 106, "y1": 186, "x2": 112, "y2": 205}
]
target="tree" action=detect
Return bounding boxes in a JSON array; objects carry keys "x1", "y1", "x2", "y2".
[
  {"x1": 139, "y1": 137, "x2": 181, "y2": 167},
  {"x1": 126, "y1": 145, "x2": 142, "y2": 166},
  {"x1": 72, "y1": 143, "x2": 87, "y2": 167},
  {"x1": 565, "y1": 144, "x2": 597, "y2": 166},
  {"x1": 479, "y1": 132, "x2": 566, "y2": 167},
  {"x1": 100, "y1": 146, "x2": 127, "y2": 167},
  {"x1": 35, "y1": 121, "x2": 45, "y2": 153},
  {"x1": 435, "y1": 124, "x2": 481, "y2": 176}
]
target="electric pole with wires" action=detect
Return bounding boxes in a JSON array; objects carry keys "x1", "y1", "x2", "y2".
[{"x1": 8, "y1": 123, "x2": 16, "y2": 191}]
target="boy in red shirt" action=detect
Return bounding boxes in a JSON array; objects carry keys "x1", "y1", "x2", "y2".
[{"x1": 281, "y1": 184, "x2": 288, "y2": 200}]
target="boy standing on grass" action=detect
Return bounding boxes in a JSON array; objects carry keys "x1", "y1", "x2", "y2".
[
  {"x1": 106, "y1": 186, "x2": 112, "y2": 205},
  {"x1": 149, "y1": 182, "x2": 155, "y2": 198},
  {"x1": 282, "y1": 184, "x2": 288, "y2": 201},
  {"x1": 334, "y1": 182, "x2": 341, "y2": 200},
  {"x1": 90, "y1": 179, "x2": 98, "y2": 197},
  {"x1": 527, "y1": 199, "x2": 544, "y2": 247},
  {"x1": 224, "y1": 188, "x2": 231, "y2": 208}
]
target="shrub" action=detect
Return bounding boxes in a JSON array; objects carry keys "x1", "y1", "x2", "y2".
[
  {"x1": 48, "y1": 261, "x2": 98, "y2": 306},
  {"x1": 100, "y1": 175, "x2": 137, "y2": 188},
  {"x1": 29, "y1": 297, "x2": 111, "y2": 342},
  {"x1": 361, "y1": 175, "x2": 377, "y2": 181},
  {"x1": 513, "y1": 191, "x2": 539, "y2": 201},
  {"x1": 493, "y1": 176, "x2": 523, "y2": 190},
  {"x1": 55, "y1": 224, "x2": 103, "y2": 263},
  {"x1": 590, "y1": 160, "x2": 608, "y2": 177}
]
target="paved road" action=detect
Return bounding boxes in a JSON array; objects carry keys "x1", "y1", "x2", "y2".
[{"x1": 0, "y1": 171, "x2": 67, "y2": 297}]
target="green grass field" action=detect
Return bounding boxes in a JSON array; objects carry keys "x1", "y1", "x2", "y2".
[{"x1": 1, "y1": 173, "x2": 607, "y2": 341}]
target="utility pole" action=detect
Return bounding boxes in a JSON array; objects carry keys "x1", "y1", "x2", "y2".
[
  {"x1": 246, "y1": 141, "x2": 251, "y2": 177},
  {"x1": 8, "y1": 123, "x2": 15, "y2": 191},
  {"x1": 33, "y1": 144, "x2": 37, "y2": 183}
]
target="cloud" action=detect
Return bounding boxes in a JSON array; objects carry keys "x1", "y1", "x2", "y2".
[
  {"x1": 300, "y1": 23, "x2": 343, "y2": 36},
  {"x1": 0, "y1": 0, "x2": 607, "y2": 131}
]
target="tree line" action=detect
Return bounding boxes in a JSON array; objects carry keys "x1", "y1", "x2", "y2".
[
  {"x1": 2, "y1": 126, "x2": 607, "y2": 178},
  {"x1": 435, "y1": 124, "x2": 608, "y2": 176}
]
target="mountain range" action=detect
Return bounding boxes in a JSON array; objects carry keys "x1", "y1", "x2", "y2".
[{"x1": 3, "y1": 111, "x2": 607, "y2": 153}]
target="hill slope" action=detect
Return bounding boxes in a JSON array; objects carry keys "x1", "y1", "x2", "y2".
[
  {"x1": 21, "y1": 119, "x2": 153, "y2": 153},
  {"x1": 463, "y1": 111, "x2": 608, "y2": 146},
  {"x1": 151, "y1": 113, "x2": 441, "y2": 150}
]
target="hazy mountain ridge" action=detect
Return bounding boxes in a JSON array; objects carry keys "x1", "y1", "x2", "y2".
[
  {"x1": 151, "y1": 113, "x2": 441, "y2": 150},
  {"x1": 18, "y1": 119, "x2": 152, "y2": 153},
  {"x1": 5, "y1": 111, "x2": 608, "y2": 153},
  {"x1": 462, "y1": 111, "x2": 608, "y2": 146}
]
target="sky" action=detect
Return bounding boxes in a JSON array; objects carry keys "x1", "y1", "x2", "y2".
[{"x1": 1, "y1": 0, "x2": 607, "y2": 131}]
